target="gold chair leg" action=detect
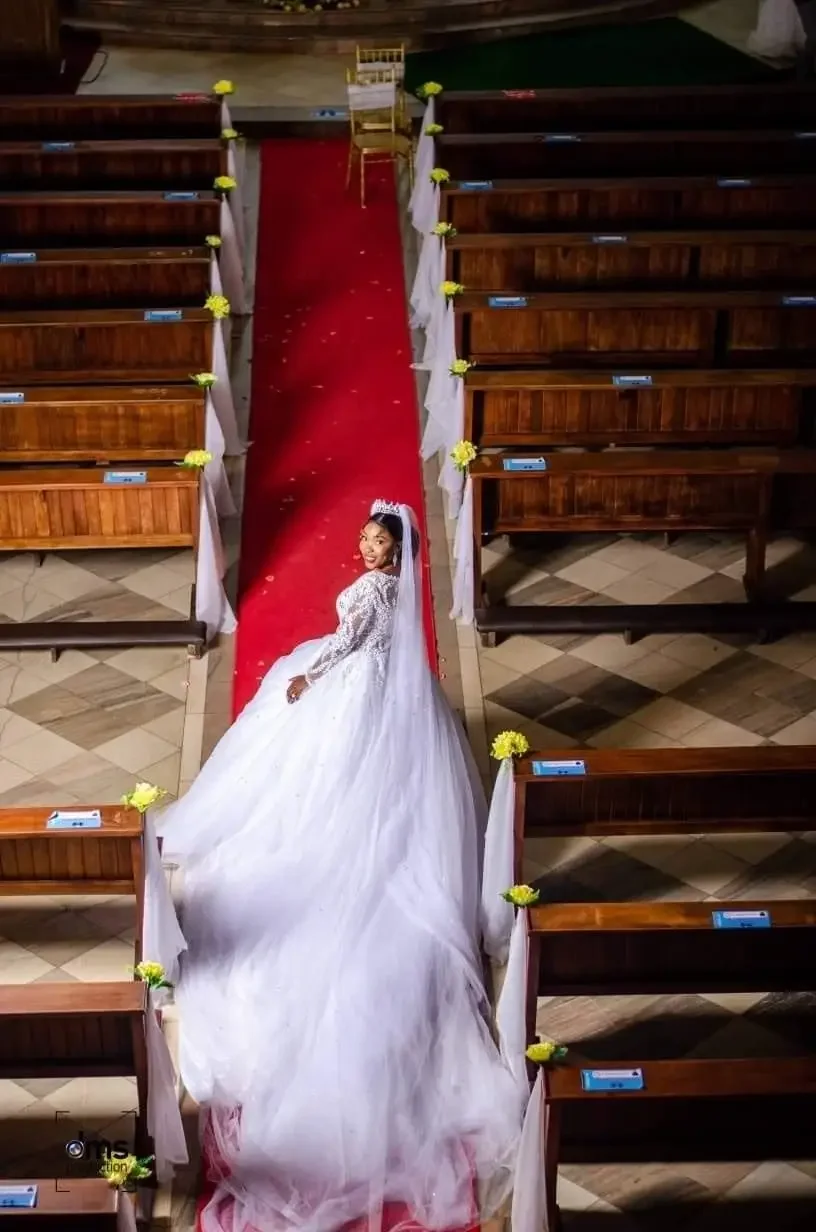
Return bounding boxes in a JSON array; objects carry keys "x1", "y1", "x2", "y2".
[
  {"x1": 345, "y1": 142, "x2": 354, "y2": 190},
  {"x1": 360, "y1": 150, "x2": 366, "y2": 209}
]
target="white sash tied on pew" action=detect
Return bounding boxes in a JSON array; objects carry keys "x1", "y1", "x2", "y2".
[
  {"x1": 205, "y1": 394, "x2": 237, "y2": 518},
  {"x1": 210, "y1": 320, "x2": 244, "y2": 456},
  {"x1": 480, "y1": 758, "x2": 516, "y2": 961},
  {"x1": 415, "y1": 256, "x2": 446, "y2": 373},
  {"x1": 219, "y1": 199, "x2": 246, "y2": 316},
  {"x1": 450, "y1": 473, "x2": 475, "y2": 624},
  {"x1": 409, "y1": 98, "x2": 437, "y2": 230},
  {"x1": 421, "y1": 299, "x2": 456, "y2": 450},
  {"x1": 496, "y1": 907, "x2": 531, "y2": 1098},
  {"x1": 748, "y1": 0, "x2": 806, "y2": 56},
  {"x1": 145, "y1": 990, "x2": 189, "y2": 1183},
  {"x1": 210, "y1": 252, "x2": 223, "y2": 298},
  {"x1": 410, "y1": 230, "x2": 444, "y2": 330},
  {"x1": 211, "y1": 235, "x2": 246, "y2": 318},
  {"x1": 116, "y1": 1192, "x2": 139, "y2": 1232},
  {"x1": 226, "y1": 144, "x2": 247, "y2": 257},
  {"x1": 196, "y1": 470, "x2": 237, "y2": 640},
  {"x1": 142, "y1": 814, "x2": 187, "y2": 990}
]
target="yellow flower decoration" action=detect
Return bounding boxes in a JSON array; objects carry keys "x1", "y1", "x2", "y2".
[
  {"x1": 449, "y1": 359, "x2": 472, "y2": 378},
  {"x1": 204, "y1": 293, "x2": 231, "y2": 319},
  {"x1": 213, "y1": 175, "x2": 237, "y2": 193},
  {"x1": 491, "y1": 730, "x2": 530, "y2": 761},
  {"x1": 190, "y1": 372, "x2": 217, "y2": 388},
  {"x1": 132, "y1": 961, "x2": 173, "y2": 990},
  {"x1": 429, "y1": 168, "x2": 450, "y2": 184},
  {"x1": 432, "y1": 221, "x2": 457, "y2": 238},
  {"x1": 178, "y1": 449, "x2": 213, "y2": 469},
  {"x1": 121, "y1": 782, "x2": 166, "y2": 814},
  {"x1": 417, "y1": 81, "x2": 443, "y2": 99},
  {"x1": 205, "y1": 235, "x2": 222, "y2": 248},
  {"x1": 450, "y1": 439, "x2": 477, "y2": 472},
  {"x1": 425, "y1": 123, "x2": 444, "y2": 136},
  {"x1": 526, "y1": 1040, "x2": 567, "y2": 1065},
  {"x1": 100, "y1": 1152, "x2": 154, "y2": 1188},
  {"x1": 501, "y1": 884, "x2": 540, "y2": 907},
  {"x1": 221, "y1": 127, "x2": 239, "y2": 140},
  {"x1": 440, "y1": 280, "x2": 464, "y2": 300},
  {"x1": 213, "y1": 80, "x2": 235, "y2": 96}
]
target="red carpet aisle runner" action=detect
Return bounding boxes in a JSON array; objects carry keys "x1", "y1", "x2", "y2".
[
  {"x1": 232, "y1": 138, "x2": 436, "y2": 716},
  {"x1": 198, "y1": 140, "x2": 470, "y2": 1232}
]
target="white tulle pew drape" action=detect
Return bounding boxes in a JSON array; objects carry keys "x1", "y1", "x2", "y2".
[{"x1": 748, "y1": 0, "x2": 806, "y2": 57}]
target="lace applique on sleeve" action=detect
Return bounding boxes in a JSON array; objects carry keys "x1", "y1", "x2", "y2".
[{"x1": 304, "y1": 573, "x2": 395, "y2": 685}]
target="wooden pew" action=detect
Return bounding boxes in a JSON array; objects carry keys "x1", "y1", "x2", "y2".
[
  {"x1": 463, "y1": 369, "x2": 816, "y2": 449},
  {"x1": 539, "y1": 1056, "x2": 816, "y2": 1228},
  {"x1": 453, "y1": 290, "x2": 816, "y2": 368},
  {"x1": 435, "y1": 82, "x2": 816, "y2": 135},
  {"x1": 0, "y1": 246, "x2": 211, "y2": 310},
  {"x1": 446, "y1": 230, "x2": 816, "y2": 293},
  {"x1": 437, "y1": 129, "x2": 816, "y2": 181},
  {"x1": 525, "y1": 901, "x2": 816, "y2": 999},
  {"x1": 0, "y1": 1179, "x2": 125, "y2": 1229},
  {"x1": 0, "y1": 982, "x2": 151, "y2": 1152},
  {"x1": 0, "y1": 139, "x2": 226, "y2": 192},
  {"x1": 468, "y1": 449, "x2": 816, "y2": 619},
  {"x1": 0, "y1": 804, "x2": 145, "y2": 962},
  {"x1": 510, "y1": 747, "x2": 816, "y2": 880},
  {"x1": 440, "y1": 175, "x2": 816, "y2": 233},
  {"x1": 0, "y1": 384, "x2": 206, "y2": 463},
  {"x1": 0, "y1": 467, "x2": 199, "y2": 551},
  {"x1": 0, "y1": 191, "x2": 221, "y2": 247},
  {"x1": 0, "y1": 94, "x2": 221, "y2": 141},
  {"x1": 0, "y1": 308, "x2": 213, "y2": 383}
]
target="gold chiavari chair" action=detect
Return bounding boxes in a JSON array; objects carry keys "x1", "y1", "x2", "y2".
[{"x1": 345, "y1": 66, "x2": 413, "y2": 208}]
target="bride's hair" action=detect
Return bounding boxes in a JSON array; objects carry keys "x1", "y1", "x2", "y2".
[{"x1": 369, "y1": 511, "x2": 420, "y2": 563}]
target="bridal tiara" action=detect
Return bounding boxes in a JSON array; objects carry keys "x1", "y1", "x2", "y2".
[{"x1": 370, "y1": 500, "x2": 402, "y2": 517}]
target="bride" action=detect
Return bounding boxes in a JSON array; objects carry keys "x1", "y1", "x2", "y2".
[{"x1": 158, "y1": 501, "x2": 523, "y2": 1232}]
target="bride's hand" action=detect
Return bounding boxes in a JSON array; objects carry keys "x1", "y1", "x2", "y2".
[{"x1": 286, "y1": 675, "x2": 309, "y2": 704}]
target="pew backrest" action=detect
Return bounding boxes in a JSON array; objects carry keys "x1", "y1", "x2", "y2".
[
  {"x1": 0, "y1": 94, "x2": 221, "y2": 141},
  {"x1": 0, "y1": 245, "x2": 212, "y2": 310},
  {"x1": 0, "y1": 804, "x2": 143, "y2": 896},
  {"x1": 0, "y1": 191, "x2": 221, "y2": 246},
  {"x1": 0, "y1": 140, "x2": 227, "y2": 191}
]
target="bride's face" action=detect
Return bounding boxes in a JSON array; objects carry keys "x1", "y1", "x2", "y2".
[{"x1": 360, "y1": 521, "x2": 396, "y2": 571}]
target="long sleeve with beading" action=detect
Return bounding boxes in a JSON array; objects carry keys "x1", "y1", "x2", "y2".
[{"x1": 304, "y1": 571, "x2": 398, "y2": 685}]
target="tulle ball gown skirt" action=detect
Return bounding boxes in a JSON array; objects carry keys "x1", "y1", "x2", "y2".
[{"x1": 158, "y1": 637, "x2": 522, "y2": 1232}]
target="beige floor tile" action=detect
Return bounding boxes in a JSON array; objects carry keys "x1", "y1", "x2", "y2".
[
  {"x1": 0, "y1": 664, "x2": 50, "y2": 706},
  {"x1": 0, "y1": 756, "x2": 34, "y2": 794},
  {"x1": 770, "y1": 712, "x2": 816, "y2": 744},
  {"x1": 657, "y1": 634, "x2": 739, "y2": 670},
  {"x1": 721, "y1": 1160, "x2": 816, "y2": 1201},
  {"x1": 557, "y1": 1174, "x2": 600, "y2": 1211},
  {"x1": 613, "y1": 652, "x2": 701, "y2": 693},
  {"x1": 601, "y1": 575, "x2": 678, "y2": 605},
  {"x1": 697, "y1": 989, "x2": 769, "y2": 1014},
  {"x1": 635, "y1": 553, "x2": 714, "y2": 590},
  {"x1": 528, "y1": 835, "x2": 599, "y2": 869},
  {"x1": 94, "y1": 730, "x2": 178, "y2": 774},
  {"x1": 3, "y1": 729, "x2": 85, "y2": 773},
  {"x1": 162, "y1": 585, "x2": 195, "y2": 616},
  {"x1": 0, "y1": 1081, "x2": 38, "y2": 1115},
  {"x1": 6, "y1": 649, "x2": 98, "y2": 685},
  {"x1": 476, "y1": 657, "x2": 523, "y2": 696},
  {"x1": 658, "y1": 840, "x2": 749, "y2": 893},
  {"x1": 680, "y1": 717, "x2": 765, "y2": 747},
  {"x1": 139, "y1": 752, "x2": 182, "y2": 796},
  {"x1": 749, "y1": 632, "x2": 816, "y2": 669},
  {"x1": 555, "y1": 557, "x2": 629, "y2": 592},
  {"x1": 602, "y1": 833, "x2": 699, "y2": 875},
  {"x1": 629, "y1": 697, "x2": 711, "y2": 739},
  {"x1": 705, "y1": 831, "x2": 792, "y2": 865},
  {"x1": 0, "y1": 588, "x2": 64, "y2": 622},
  {"x1": 0, "y1": 708, "x2": 51, "y2": 750},
  {"x1": 593, "y1": 539, "x2": 667, "y2": 570},
  {"x1": 60, "y1": 937, "x2": 135, "y2": 982},
  {"x1": 588, "y1": 719, "x2": 682, "y2": 749},
  {"x1": 104, "y1": 647, "x2": 189, "y2": 683},
  {"x1": 39, "y1": 1075, "x2": 138, "y2": 1116},
  {"x1": 150, "y1": 668, "x2": 190, "y2": 702},
  {"x1": 572, "y1": 634, "x2": 653, "y2": 671},
  {"x1": 0, "y1": 940, "x2": 55, "y2": 984},
  {"x1": 142, "y1": 709, "x2": 186, "y2": 747},
  {"x1": 481, "y1": 638, "x2": 564, "y2": 673}
]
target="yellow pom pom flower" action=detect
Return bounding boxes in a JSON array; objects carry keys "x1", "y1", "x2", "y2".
[
  {"x1": 213, "y1": 80, "x2": 235, "y2": 96},
  {"x1": 100, "y1": 1152, "x2": 154, "y2": 1188},
  {"x1": 450, "y1": 439, "x2": 477, "y2": 472},
  {"x1": 525, "y1": 1040, "x2": 567, "y2": 1065},
  {"x1": 425, "y1": 123, "x2": 444, "y2": 136},
  {"x1": 121, "y1": 782, "x2": 166, "y2": 814},
  {"x1": 432, "y1": 221, "x2": 457, "y2": 238},
  {"x1": 190, "y1": 372, "x2": 218, "y2": 388},
  {"x1": 417, "y1": 81, "x2": 443, "y2": 99},
  {"x1": 204, "y1": 293, "x2": 231, "y2": 319},
  {"x1": 439, "y1": 280, "x2": 464, "y2": 300},
  {"x1": 178, "y1": 449, "x2": 213, "y2": 469},
  {"x1": 205, "y1": 235, "x2": 222, "y2": 248},
  {"x1": 429, "y1": 167, "x2": 450, "y2": 184},
  {"x1": 213, "y1": 175, "x2": 237, "y2": 193},
  {"x1": 501, "y1": 884, "x2": 540, "y2": 907},
  {"x1": 221, "y1": 128, "x2": 239, "y2": 140},
  {"x1": 132, "y1": 961, "x2": 172, "y2": 990},
  {"x1": 491, "y1": 730, "x2": 530, "y2": 761},
  {"x1": 449, "y1": 359, "x2": 472, "y2": 378}
]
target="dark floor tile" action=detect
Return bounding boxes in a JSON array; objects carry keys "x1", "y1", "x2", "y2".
[
  {"x1": 540, "y1": 699, "x2": 618, "y2": 739},
  {"x1": 744, "y1": 990, "x2": 816, "y2": 1051},
  {"x1": 486, "y1": 676, "x2": 570, "y2": 720},
  {"x1": 579, "y1": 675, "x2": 658, "y2": 719}
]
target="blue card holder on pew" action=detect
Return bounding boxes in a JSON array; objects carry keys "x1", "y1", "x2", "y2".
[
  {"x1": 716, "y1": 177, "x2": 752, "y2": 187},
  {"x1": 0, "y1": 252, "x2": 36, "y2": 264},
  {"x1": 795, "y1": 131, "x2": 816, "y2": 138},
  {"x1": 581, "y1": 1068, "x2": 644, "y2": 1092},
  {"x1": 531, "y1": 759, "x2": 586, "y2": 777},
  {"x1": 163, "y1": 191, "x2": 199, "y2": 201},
  {"x1": 592, "y1": 235, "x2": 628, "y2": 245},
  {"x1": 144, "y1": 309, "x2": 182, "y2": 322},
  {"x1": 0, "y1": 392, "x2": 24, "y2": 404},
  {"x1": 312, "y1": 108, "x2": 347, "y2": 120},
  {"x1": 502, "y1": 457, "x2": 547, "y2": 472},
  {"x1": 104, "y1": 471, "x2": 147, "y2": 485},
  {"x1": 41, "y1": 141, "x2": 74, "y2": 152},
  {"x1": 46, "y1": 810, "x2": 102, "y2": 831},
  {"x1": 0, "y1": 1186, "x2": 38, "y2": 1209},
  {"x1": 540, "y1": 133, "x2": 581, "y2": 143},
  {"x1": 613, "y1": 375, "x2": 652, "y2": 388},
  {"x1": 781, "y1": 295, "x2": 816, "y2": 306},
  {"x1": 712, "y1": 909, "x2": 771, "y2": 929},
  {"x1": 488, "y1": 295, "x2": 527, "y2": 309},
  {"x1": 458, "y1": 180, "x2": 493, "y2": 191}
]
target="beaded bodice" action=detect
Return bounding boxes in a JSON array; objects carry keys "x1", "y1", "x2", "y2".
[{"x1": 304, "y1": 571, "x2": 399, "y2": 684}]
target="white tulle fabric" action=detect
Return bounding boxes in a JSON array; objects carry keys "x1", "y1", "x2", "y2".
[
  {"x1": 142, "y1": 814, "x2": 187, "y2": 988},
  {"x1": 116, "y1": 1192, "x2": 138, "y2": 1232},
  {"x1": 748, "y1": 0, "x2": 805, "y2": 57},
  {"x1": 145, "y1": 992, "x2": 190, "y2": 1182},
  {"x1": 450, "y1": 476, "x2": 475, "y2": 625},
  {"x1": 480, "y1": 758, "x2": 516, "y2": 961},
  {"x1": 157, "y1": 506, "x2": 523, "y2": 1232},
  {"x1": 409, "y1": 99, "x2": 438, "y2": 232}
]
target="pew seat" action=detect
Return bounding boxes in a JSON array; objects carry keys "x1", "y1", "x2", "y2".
[
  {"x1": 0, "y1": 308, "x2": 213, "y2": 383},
  {"x1": 463, "y1": 368, "x2": 816, "y2": 449},
  {"x1": 0, "y1": 804, "x2": 142, "y2": 898},
  {"x1": 0, "y1": 191, "x2": 221, "y2": 247},
  {"x1": 441, "y1": 175, "x2": 816, "y2": 233},
  {"x1": 0, "y1": 94, "x2": 221, "y2": 141},
  {"x1": 0, "y1": 385, "x2": 206, "y2": 463},
  {"x1": 0, "y1": 246, "x2": 211, "y2": 310},
  {"x1": 0, "y1": 620, "x2": 205, "y2": 659},
  {"x1": 0, "y1": 1178, "x2": 123, "y2": 1228},
  {"x1": 0, "y1": 139, "x2": 226, "y2": 192},
  {"x1": 526, "y1": 901, "x2": 816, "y2": 998}
]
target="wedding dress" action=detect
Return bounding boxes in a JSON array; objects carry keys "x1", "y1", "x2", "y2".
[{"x1": 158, "y1": 505, "x2": 523, "y2": 1232}]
